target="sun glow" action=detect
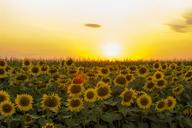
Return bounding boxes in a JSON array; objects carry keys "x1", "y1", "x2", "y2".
[{"x1": 102, "y1": 42, "x2": 122, "y2": 59}]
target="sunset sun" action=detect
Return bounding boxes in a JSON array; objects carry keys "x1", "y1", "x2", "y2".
[{"x1": 102, "y1": 42, "x2": 122, "y2": 58}]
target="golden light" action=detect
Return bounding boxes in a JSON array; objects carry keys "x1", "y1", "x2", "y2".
[{"x1": 102, "y1": 42, "x2": 122, "y2": 59}]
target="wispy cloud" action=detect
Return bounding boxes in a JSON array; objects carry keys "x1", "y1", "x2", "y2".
[
  {"x1": 84, "y1": 23, "x2": 101, "y2": 28},
  {"x1": 167, "y1": 10, "x2": 192, "y2": 33}
]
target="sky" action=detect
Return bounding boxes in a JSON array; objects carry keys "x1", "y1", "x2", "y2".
[{"x1": 1, "y1": 0, "x2": 192, "y2": 60}]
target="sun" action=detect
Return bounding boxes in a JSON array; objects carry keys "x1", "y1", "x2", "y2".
[{"x1": 102, "y1": 42, "x2": 122, "y2": 58}]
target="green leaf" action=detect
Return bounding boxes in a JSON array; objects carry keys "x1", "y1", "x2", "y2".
[{"x1": 101, "y1": 112, "x2": 122, "y2": 124}]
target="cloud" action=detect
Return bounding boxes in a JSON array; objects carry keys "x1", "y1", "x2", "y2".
[
  {"x1": 84, "y1": 23, "x2": 101, "y2": 28},
  {"x1": 167, "y1": 10, "x2": 192, "y2": 33}
]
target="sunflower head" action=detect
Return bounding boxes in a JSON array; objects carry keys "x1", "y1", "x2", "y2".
[
  {"x1": 125, "y1": 74, "x2": 134, "y2": 83},
  {"x1": 120, "y1": 88, "x2": 136, "y2": 107},
  {"x1": 183, "y1": 106, "x2": 192, "y2": 119},
  {"x1": 155, "y1": 79, "x2": 167, "y2": 89},
  {"x1": 15, "y1": 74, "x2": 28, "y2": 81},
  {"x1": 129, "y1": 65, "x2": 137, "y2": 73},
  {"x1": 99, "y1": 67, "x2": 110, "y2": 76},
  {"x1": 136, "y1": 94, "x2": 152, "y2": 110},
  {"x1": 84, "y1": 88, "x2": 97, "y2": 103},
  {"x1": 40, "y1": 64, "x2": 49, "y2": 73},
  {"x1": 114, "y1": 75, "x2": 127, "y2": 86},
  {"x1": 23, "y1": 59, "x2": 31, "y2": 67},
  {"x1": 30, "y1": 65, "x2": 40, "y2": 75},
  {"x1": 0, "y1": 90, "x2": 10, "y2": 103},
  {"x1": 165, "y1": 96, "x2": 176, "y2": 111},
  {"x1": 0, "y1": 59, "x2": 7, "y2": 68},
  {"x1": 67, "y1": 97, "x2": 83, "y2": 112},
  {"x1": 172, "y1": 84, "x2": 184, "y2": 96},
  {"x1": 137, "y1": 66, "x2": 148, "y2": 77},
  {"x1": 41, "y1": 94, "x2": 61, "y2": 112},
  {"x1": 96, "y1": 82, "x2": 112, "y2": 100},
  {"x1": 65, "y1": 58, "x2": 74, "y2": 67},
  {"x1": 0, "y1": 68, "x2": 7, "y2": 78},
  {"x1": 42, "y1": 123, "x2": 56, "y2": 128},
  {"x1": 153, "y1": 71, "x2": 164, "y2": 80},
  {"x1": 143, "y1": 81, "x2": 155, "y2": 92},
  {"x1": 155, "y1": 99, "x2": 167, "y2": 112},
  {"x1": 23, "y1": 114, "x2": 33, "y2": 125},
  {"x1": 67, "y1": 84, "x2": 85, "y2": 97},
  {"x1": 15, "y1": 94, "x2": 33, "y2": 112},
  {"x1": 0, "y1": 101, "x2": 15, "y2": 117}
]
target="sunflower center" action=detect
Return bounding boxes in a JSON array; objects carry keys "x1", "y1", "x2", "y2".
[
  {"x1": 24, "y1": 115, "x2": 32, "y2": 123},
  {"x1": 167, "y1": 99, "x2": 173, "y2": 107},
  {"x1": 123, "y1": 91, "x2": 133, "y2": 102},
  {"x1": 97, "y1": 87, "x2": 109, "y2": 97},
  {"x1": 49, "y1": 68, "x2": 57, "y2": 74},
  {"x1": 32, "y1": 67, "x2": 39, "y2": 73},
  {"x1": 140, "y1": 97, "x2": 149, "y2": 106},
  {"x1": 70, "y1": 85, "x2": 81, "y2": 94},
  {"x1": 86, "y1": 91, "x2": 94, "y2": 99},
  {"x1": 66, "y1": 59, "x2": 73, "y2": 66},
  {"x1": 157, "y1": 101, "x2": 165, "y2": 109},
  {"x1": 41, "y1": 66, "x2": 48, "y2": 72},
  {"x1": 44, "y1": 97, "x2": 58, "y2": 107},
  {"x1": 2, "y1": 104, "x2": 12, "y2": 113},
  {"x1": 24, "y1": 61, "x2": 30, "y2": 66},
  {"x1": 101, "y1": 68, "x2": 108, "y2": 74},
  {"x1": 0, "y1": 69, "x2": 5, "y2": 75},
  {"x1": 154, "y1": 63, "x2": 160, "y2": 68},
  {"x1": 147, "y1": 82, "x2": 154, "y2": 89},
  {"x1": 155, "y1": 73, "x2": 162, "y2": 79},
  {"x1": 116, "y1": 76, "x2": 126, "y2": 85},
  {"x1": 19, "y1": 97, "x2": 30, "y2": 106},
  {"x1": 157, "y1": 80, "x2": 165, "y2": 87},
  {"x1": 139, "y1": 67, "x2": 147, "y2": 74},
  {"x1": 126, "y1": 75, "x2": 132, "y2": 81},
  {"x1": 0, "y1": 61, "x2": 5, "y2": 67},
  {"x1": 70, "y1": 99, "x2": 80, "y2": 107},
  {"x1": 130, "y1": 66, "x2": 136, "y2": 71}
]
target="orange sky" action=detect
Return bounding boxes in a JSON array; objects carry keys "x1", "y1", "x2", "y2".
[{"x1": 1, "y1": 0, "x2": 192, "y2": 60}]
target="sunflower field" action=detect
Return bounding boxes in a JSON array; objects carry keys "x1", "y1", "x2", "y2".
[{"x1": 0, "y1": 58, "x2": 192, "y2": 128}]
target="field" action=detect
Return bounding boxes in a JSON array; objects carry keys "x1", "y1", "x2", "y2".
[{"x1": 0, "y1": 59, "x2": 192, "y2": 128}]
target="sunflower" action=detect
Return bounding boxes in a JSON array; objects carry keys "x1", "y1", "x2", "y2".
[
  {"x1": 0, "y1": 68, "x2": 7, "y2": 78},
  {"x1": 30, "y1": 65, "x2": 40, "y2": 75},
  {"x1": 40, "y1": 64, "x2": 49, "y2": 74},
  {"x1": 67, "y1": 84, "x2": 85, "y2": 97},
  {"x1": 15, "y1": 94, "x2": 33, "y2": 112},
  {"x1": 96, "y1": 83, "x2": 112, "y2": 100},
  {"x1": 161, "y1": 63, "x2": 168, "y2": 71},
  {"x1": 169, "y1": 63, "x2": 177, "y2": 70},
  {"x1": 120, "y1": 88, "x2": 136, "y2": 107},
  {"x1": 22, "y1": 59, "x2": 31, "y2": 67},
  {"x1": 137, "y1": 66, "x2": 148, "y2": 77},
  {"x1": 172, "y1": 84, "x2": 184, "y2": 96},
  {"x1": 41, "y1": 94, "x2": 61, "y2": 112},
  {"x1": 183, "y1": 106, "x2": 192, "y2": 119},
  {"x1": 165, "y1": 96, "x2": 176, "y2": 111},
  {"x1": 99, "y1": 67, "x2": 110, "y2": 77},
  {"x1": 143, "y1": 81, "x2": 155, "y2": 92},
  {"x1": 42, "y1": 123, "x2": 56, "y2": 128},
  {"x1": 0, "y1": 90, "x2": 10, "y2": 103},
  {"x1": 84, "y1": 88, "x2": 97, "y2": 103},
  {"x1": 125, "y1": 74, "x2": 134, "y2": 84},
  {"x1": 0, "y1": 101, "x2": 15, "y2": 117},
  {"x1": 67, "y1": 97, "x2": 83, "y2": 112},
  {"x1": 48, "y1": 66, "x2": 58, "y2": 75},
  {"x1": 184, "y1": 70, "x2": 192, "y2": 81},
  {"x1": 155, "y1": 79, "x2": 167, "y2": 89},
  {"x1": 101, "y1": 77, "x2": 112, "y2": 84},
  {"x1": 0, "y1": 59, "x2": 7, "y2": 68},
  {"x1": 114, "y1": 75, "x2": 127, "y2": 86},
  {"x1": 155, "y1": 99, "x2": 167, "y2": 112},
  {"x1": 153, "y1": 62, "x2": 161, "y2": 70},
  {"x1": 153, "y1": 71, "x2": 164, "y2": 80},
  {"x1": 23, "y1": 114, "x2": 33, "y2": 125},
  {"x1": 14, "y1": 74, "x2": 28, "y2": 82},
  {"x1": 128, "y1": 65, "x2": 137, "y2": 73},
  {"x1": 65, "y1": 58, "x2": 74, "y2": 67},
  {"x1": 136, "y1": 94, "x2": 152, "y2": 110}
]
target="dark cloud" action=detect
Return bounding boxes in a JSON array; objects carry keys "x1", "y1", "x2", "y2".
[
  {"x1": 167, "y1": 10, "x2": 192, "y2": 33},
  {"x1": 84, "y1": 23, "x2": 101, "y2": 28}
]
